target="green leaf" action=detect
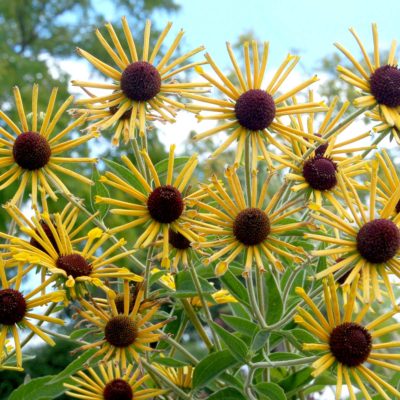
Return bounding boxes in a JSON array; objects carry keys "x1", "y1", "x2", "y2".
[
  {"x1": 90, "y1": 165, "x2": 109, "y2": 220},
  {"x1": 221, "y1": 315, "x2": 258, "y2": 337},
  {"x1": 220, "y1": 270, "x2": 249, "y2": 306},
  {"x1": 193, "y1": 350, "x2": 238, "y2": 389},
  {"x1": 211, "y1": 322, "x2": 248, "y2": 362},
  {"x1": 10, "y1": 349, "x2": 97, "y2": 400},
  {"x1": 278, "y1": 329, "x2": 316, "y2": 352},
  {"x1": 208, "y1": 388, "x2": 246, "y2": 400},
  {"x1": 279, "y1": 367, "x2": 314, "y2": 393},
  {"x1": 151, "y1": 356, "x2": 189, "y2": 367},
  {"x1": 251, "y1": 329, "x2": 269, "y2": 354},
  {"x1": 69, "y1": 328, "x2": 92, "y2": 340},
  {"x1": 254, "y1": 382, "x2": 287, "y2": 400},
  {"x1": 154, "y1": 156, "x2": 189, "y2": 176},
  {"x1": 264, "y1": 273, "x2": 283, "y2": 324},
  {"x1": 103, "y1": 157, "x2": 146, "y2": 193},
  {"x1": 174, "y1": 270, "x2": 215, "y2": 298}
]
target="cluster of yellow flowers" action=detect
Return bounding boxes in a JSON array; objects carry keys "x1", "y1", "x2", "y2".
[{"x1": 0, "y1": 18, "x2": 400, "y2": 399}]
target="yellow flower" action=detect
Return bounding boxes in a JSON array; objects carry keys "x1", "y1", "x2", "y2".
[
  {"x1": 283, "y1": 92, "x2": 370, "y2": 217},
  {"x1": 74, "y1": 280, "x2": 171, "y2": 369},
  {"x1": 0, "y1": 256, "x2": 65, "y2": 369},
  {"x1": 73, "y1": 17, "x2": 207, "y2": 144},
  {"x1": 295, "y1": 274, "x2": 400, "y2": 400},
  {"x1": 335, "y1": 23, "x2": 400, "y2": 132},
  {"x1": 186, "y1": 41, "x2": 325, "y2": 171},
  {"x1": 64, "y1": 361, "x2": 166, "y2": 399},
  {"x1": 192, "y1": 167, "x2": 307, "y2": 275},
  {"x1": 4, "y1": 203, "x2": 142, "y2": 298},
  {"x1": 155, "y1": 363, "x2": 193, "y2": 389},
  {"x1": 305, "y1": 158, "x2": 400, "y2": 305},
  {"x1": 96, "y1": 144, "x2": 201, "y2": 269},
  {"x1": 0, "y1": 85, "x2": 97, "y2": 207}
]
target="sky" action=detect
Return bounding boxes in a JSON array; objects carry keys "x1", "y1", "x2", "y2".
[{"x1": 159, "y1": 0, "x2": 400, "y2": 73}]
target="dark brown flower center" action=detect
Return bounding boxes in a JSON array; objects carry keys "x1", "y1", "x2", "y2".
[
  {"x1": 13, "y1": 131, "x2": 51, "y2": 170},
  {"x1": 396, "y1": 199, "x2": 400, "y2": 214},
  {"x1": 169, "y1": 229, "x2": 191, "y2": 250},
  {"x1": 234, "y1": 89, "x2": 276, "y2": 131},
  {"x1": 147, "y1": 185, "x2": 184, "y2": 223},
  {"x1": 329, "y1": 322, "x2": 372, "y2": 367},
  {"x1": 30, "y1": 220, "x2": 59, "y2": 254},
  {"x1": 103, "y1": 379, "x2": 133, "y2": 400},
  {"x1": 0, "y1": 289, "x2": 27, "y2": 325},
  {"x1": 302, "y1": 156, "x2": 337, "y2": 191},
  {"x1": 121, "y1": 61, "x2": 161, "y2": 102},
  {"x1": 356, "y1": 219, "x2": 400, "y2": 264},
  {"x1": 233, "y1": 207, "x2": 270, "y2": 245},
  {"x1": 104, "y1": 315, "x2": 137, "y2": 347},
  {"x1": 56, "y1": 254, "x2": 92, "y2": 278},
  {"x1": 370, "y1": 65, "x2": 400, "y2": 107}
]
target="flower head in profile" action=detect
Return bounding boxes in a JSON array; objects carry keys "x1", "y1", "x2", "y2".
[
  {"x1": 155, "y1": 362, "x2": 193, "y2": 390},
  {"x1": 306, "y1": 159, "x2": 400, "y2": 305},
  {"x1": 65, "y1": 361, "x2": 166, "y2": 400},
  {"x1": 74, "y1": 280, "x2": 171, "y2": 368},
  {"x1": 192, "y1": 168, "x2": 307, "y2": 275},
  {"x1": 0, "y1": 257, "x2": 65, "y2": 369},
  {"x1": 336, "y1": 23, "x2": 400, "y2": 133},
  {"x1": 73, "y1": 17, "x2": 207, "y2": 144},
  {"x1": 0, "y1": 85, "x2": 97, "y2": 207},
  {"x1": 5, "y1": 204, "x2": 141, "y2": 298},
  {"x1": 295, "y1": 274, "x2": 400, "y2": 400},
  {"x1": 284, "y1": 92, "x2": 370, "y2": 216},
  {"x1": 96, "y1": 144, "x2": 201, "y2": 270},
  {"x1": 187, "y1": 41, "x2": 325, "y2": 171}
]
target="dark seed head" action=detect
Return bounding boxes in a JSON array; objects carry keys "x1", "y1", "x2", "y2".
[
  {"x1": 329, "y1": 322, "x2": 372, "y2": 367},
  {"x1": 169, "y1": 229, "x2": 191, "y2": 250},
  {"x1": 0, "y1": 289, "x2": 27, "y2": 325},
  {"x1": 13, "y1": 131, "x2": 51, "y2": 170},
  {"x1": 369, "y1": 65, "x2": 400, "y2": 108},
  {"x1": 234, "y1": 89, "x2": 276, "y2": 131},
  {"x1": 395, "y1": 199, "x2": 400, "y2": 214},
  {"x1": 121, "y1": 61, "x2": 161, "y2": 102},
  {"x1": 104, "y1": 315, "x2": 137, "y2": 347},
  {"x1": 30, "y1": 220, "x2": 59, "y2": 254},
  {"x1": 356, "y1": 219, "x2": 400, "y2": 264},
  {"x1": 233, "y1": 207, "x2": 270, "y2": 246},
  {"x1": 147, "y1": 185, "x2": 184, "y2": 223},
  {"x1": 56, "y1": 254, "x2": 92, "y2": 278},
  {"x1": 302, "y1": 156, "x2": 337, "y2": 191},
  {"x1": 103, "y1": 379, "x2": 133, "y2": 400}
]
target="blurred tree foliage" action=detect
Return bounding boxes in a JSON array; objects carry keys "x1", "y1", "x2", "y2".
[{"x1": 0, "y1": 1, "x2": 180, "y2": 398}]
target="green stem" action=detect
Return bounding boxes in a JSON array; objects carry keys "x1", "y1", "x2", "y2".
[
  {"x1": 131, "y1": 137, "x2": 147, "y2": 177},
  {"x1": 245, "y1": 271, "x2": 267, "y2": 328},
  {"x1": 255, "y1": 267, "x2": 265, "y2": 318},
  {"x1": 250, "y1": 355, "x2": 319, "y2": 369},
  {"x1": 188, "y1": 255, "x2": 222, "y2": 350},
  {"x1": 244, "y1": 134, "x2": 252, "y2": 205},
  {"x1": 361, "y1": 130, "x2": 387, "y2": 159},
  {"x1": 141, "y1": 358, "x2": 191, "y2": 400},
  {"x1": 144, "y1": 245, "x2": 155, "y2": 298},
  {"x1": 169, "y1": 316, "x2": 189, "y2": 358},
  {"x1": 157, "y1": 328, "x2": 199, "y2": 365},
  {"x1": 180, "y1": 299, "x2": 213, "y2": 351}
]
